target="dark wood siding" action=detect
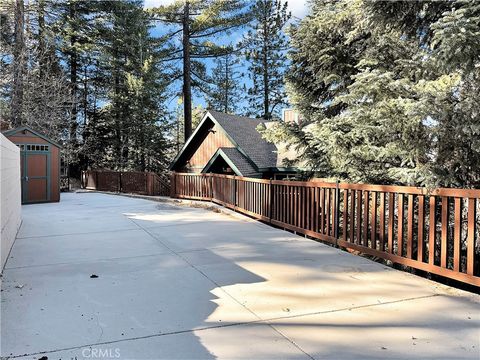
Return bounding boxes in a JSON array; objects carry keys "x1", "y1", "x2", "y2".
[{"x1": 184, "y1": 124, "x2": 234, "y2": 172}]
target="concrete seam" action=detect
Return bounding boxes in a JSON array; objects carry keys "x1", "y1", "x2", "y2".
[
  {"x1": 15, "y1": 227, "x2": 140, "y2": 240},
  {"x1": 128, "y1": 217, "x2": 322, "y2": 360},
  {"x1": 3, "y1": 252, "x2": 172, "y2": 270},
  {"x1": 4, "y1": 293, "x2": 442, "y2": 359}
]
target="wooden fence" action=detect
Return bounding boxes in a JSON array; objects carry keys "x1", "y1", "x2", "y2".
[
  {"x1": 171, "y1": 172, "x2": 480, "y2": 287},
  {"x1": 81, "y1": 170, "x2": 170, "y2": 196}
]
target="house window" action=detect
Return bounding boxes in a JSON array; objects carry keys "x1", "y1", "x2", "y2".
[{"x1": 24, "y1": 144, "x2": 49, "y2": 152}]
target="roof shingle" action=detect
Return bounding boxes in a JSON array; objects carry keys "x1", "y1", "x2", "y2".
[
  {"x1": 208, "y1": 110, "x2": 278, "y2": 170},
  {"x1": 218, "y1": 147, "x2": 261, "y2": 177}
]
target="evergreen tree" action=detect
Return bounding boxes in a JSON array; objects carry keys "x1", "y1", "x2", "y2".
[
  {"x1": 0, "y1": 0, "x2": 71, "y2": 138},
  {"x1": 1, "y1": 0, "x2": 173, "y2": 174},
  {"x1": 263, "y1": 0, "x2": 480, "y2": 188},
  {"x1": 51, "y1": 0, "x2": 103, "y2": 175},
  {"x1": 207, "y1": 52, "x2": 244, "y2": 113},
  {"x1": 172, "y1": 103, "x2": 205, "y2": 152},
  {"x1": 429, "y1": 0, "x2": 480, "y2": 187},
  {"x1": 241, "y1": 0, "x2": 290, "y2": 119},
  {"x1": 87, "y1": 0, "x2": 172, "y2": 172},
  {"x1": 11, "y1": 0, "x2": 26, "y2": 127},
  {"x1": 148, "y1": 0, "x2": 250, "y2": 140}
]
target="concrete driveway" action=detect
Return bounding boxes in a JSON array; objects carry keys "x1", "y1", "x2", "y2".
[{"x1": 1, "y1": 193, "x2": 479, "y2": 360}]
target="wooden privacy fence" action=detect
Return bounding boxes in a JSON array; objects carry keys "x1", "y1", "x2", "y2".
[
  {"x1": 171, "y1": 173, "x2": 480, "y2": 287},
  {"x1": 81, "y1": 170, "x2": 170, "y2": 196}
]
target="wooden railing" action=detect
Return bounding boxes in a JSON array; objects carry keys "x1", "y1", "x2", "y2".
[
  {"x1": 171, "y1": 173, "x2": 480, "y2": 287},
  {"x1": 81, "y1": 170, "x2": 170, "y2": 196}
]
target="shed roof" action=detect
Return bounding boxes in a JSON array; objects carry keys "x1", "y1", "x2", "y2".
[
  {"x1": 3, "y1": 126, "x2": 62, "y2": 148},
  {"x1": 202, "y1": 147, "x2": 261, "y2": 177}
]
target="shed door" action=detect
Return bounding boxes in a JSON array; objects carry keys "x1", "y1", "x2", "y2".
[{"x1": 21, "y1": 145, "x2": 50, "y2": 203}]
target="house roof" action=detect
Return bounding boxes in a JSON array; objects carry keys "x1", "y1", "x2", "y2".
[
  {"x1": 207, "y1": 111, "x2": 278, "y2": 170},
  {"x1": 170, "y1": 110, "x2": 279, "y2": 173},
  {"x1": 202, "y1": 147, "x2": 261, "y2": 177},
  {"x1": 2, "y1": 125, "x2": 62, "y2": 148}
]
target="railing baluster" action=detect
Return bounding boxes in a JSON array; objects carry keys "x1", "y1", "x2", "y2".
[
  {"x1": 371, "y1": 192, "x2": 377, "y2": 250},
  {"x1": 388, "y1": 193, "x2": 395, "y2": 253},
  {"x1": 441, "y1": 197, "x2": 448, "y2": 268},
  {"x1": 398, "y1": 194, "x2": 404, "y2": 257},
  {"x1": 356, "y1": 190, "x2": 362, "y2": 245},
  {"x1": 343, "y1": 189, "x2": 348, "y2": 242},
  {"x1": 363, "y1": 191, "x2": 369, "y2": 247},
  {"x1": 407, "y1": 194, "x2": 414, "y2": 259},
  {"x1": 320, "y1": 188, "x2": 325, "y2": 234},
  {"x1": 350, "y1": 190, "x2": 355, "y2": 243},
  {"x1": 418, "y1": 195, "x2": 425, "y2": 262},
  {"x1": 429, "y1": 196, "x2": 436, "y2": 265},
  {"x1": 379, "y1": 192, "x2": 385, "y2": 251},
  {"x1": 453, "y1": 197, "x2": 461, "y2": 272},
  {"x1": 467, "y1": 198, "x2": 476, "y2": 276},
  {"x1": 326, "y1": 188, "x2": 331, "y2": 236},
  {"x1": 170, "y1": 173, "x2": 479, "y2": 286}
]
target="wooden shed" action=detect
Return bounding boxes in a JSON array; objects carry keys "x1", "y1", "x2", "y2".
[{"x1": 3, "y1": 126, "x2": 61, "y2": 204}]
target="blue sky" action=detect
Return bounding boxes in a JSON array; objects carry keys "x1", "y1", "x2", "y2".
[
  {"x1": 143, "y1": 0, "x2": 310, "y2": 115},
  {"x1": 143, "y1": 0, "x2": 310, "y2": 19}
]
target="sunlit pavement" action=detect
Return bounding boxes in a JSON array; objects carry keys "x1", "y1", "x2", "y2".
[{"x1": 1, "y1": 192, "x2": 479, "y2": 360}]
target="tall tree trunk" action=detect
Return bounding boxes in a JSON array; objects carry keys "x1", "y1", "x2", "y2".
[
  {"x1": 224, "y1": 56, "x2": 229, "y2": 113},
  {"x1": 83, "y1": 65, "x2": 88, "y2": 126},
  {"x1": 11, "y1": 0, "x2": 25, "y2": 127},
  {"x1": 69, "y1": 1, "x2": 78, "y2": 142},
  {"x1": 182, "y1": 1, "x2": 192, "y2": 140},
  {"x1": 38, "y1": 0, "x2": 46, "y2": 77},
  {"x1": 140, "y1": 126, "x2": 146, "y2": 171},
  {"x1": 262, "y1": 9, "x2": 269, "y2": 120},
  {"x1": 114, "y1": 55, "x2": 121, "y2": 169}
]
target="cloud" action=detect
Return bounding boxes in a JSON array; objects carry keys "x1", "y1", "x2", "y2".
[
  {"x1": 288, "y1": 0, "x2": 309, "y2": 19},
  {"x1": 143, "y1": 0, "x2": 176, "y2": 8},
  {"x1": 144, "y1": 0, "x2": 310, "y2": 19}
]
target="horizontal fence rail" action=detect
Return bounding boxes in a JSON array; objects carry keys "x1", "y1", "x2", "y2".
[
  {"x1": 81, "y1": 170, "x2": 170, "y2": 196},
  {"x1": 171, "y1": 173, "x2": 480, "y2": 287}
]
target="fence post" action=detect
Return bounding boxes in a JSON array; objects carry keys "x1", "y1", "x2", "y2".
[
  {"x1": 170, "y1": 172, "x2": 176, "y2": 198},
  {"x1": 269, "y1": 178, "x2": 274, "y2": 223},
  {"x1": 95, "y1": 171, "x2": 99, "y2": 190},
  {"x1": 334, "y1": 180, "x2": 340, "y2": 246},
  {"x1": 117, "y1": 171, "x2": 121, "y2": 193},
  {"x1": 233, "y1": 175, "x2": 237, "y2": 211},
  {"x1": 210, "y1": 173, "x2": 214, "y2": 200},
  {"x1": 145, "y1": 173, "x2": 150, "y2": 195}
]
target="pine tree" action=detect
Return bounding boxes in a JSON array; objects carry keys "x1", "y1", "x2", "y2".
[
  {"x1": 241, "y1": 0, "x2": 290, "y2": 119},
  {"x1": 429, "y1": 0, "x2": 480, "y2": 187},
  {"x1": 263, "y1": 0, "x2": 480, "y2": 187},
  {"x1": 11, "y1": 0, "x2": 26, "y2": 127},
  {"x1": 1, "y1": 0, "x2": 71, "y2": 137},
  {"x1": 91, "y1": 0, "x2": 172, "y2": 172},
  {"x1": 207, "y1": 52, "x2": 244, "y2": 113},
  {"x1": 148, "y1": 0, "x2": 250, "y2": 140},
  {"x1": 51, "y1": 0, "x2": 102, "y2": 176},
  {"x1": 1, "y1": 0, "x2": 173, "y2": 174}
]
